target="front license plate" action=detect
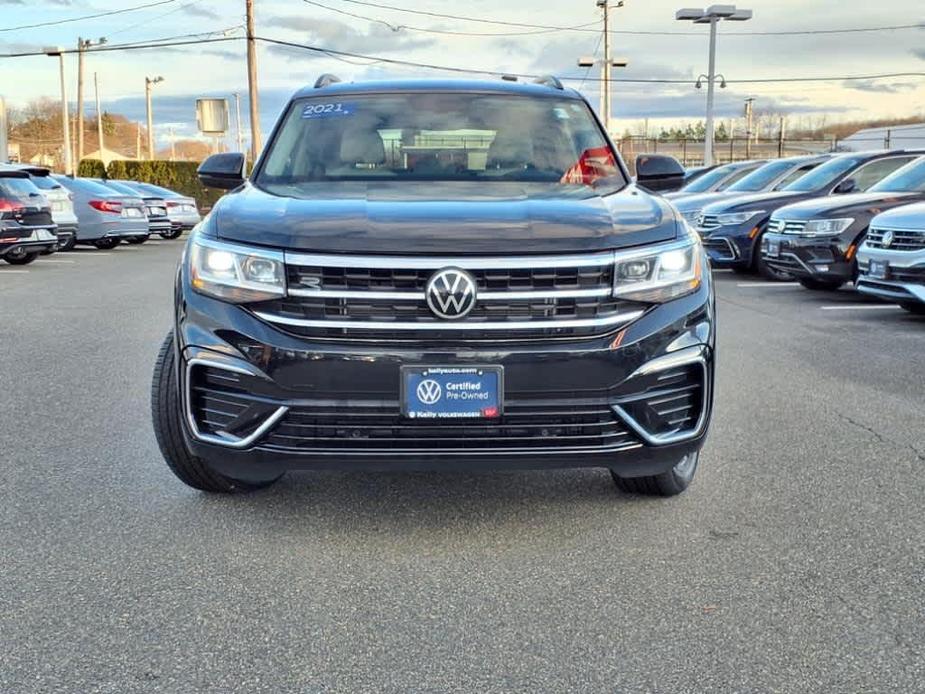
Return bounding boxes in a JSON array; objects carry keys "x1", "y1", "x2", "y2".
[
  {"x1": 869, "y1": 260, "x2": 889, "y2": 280},
  {"x1": 402, "y1": 366, "x2": 503, "y2": 419},
  {"x1": 767, "y1": 240, "x2": 781, "y2": 258}
]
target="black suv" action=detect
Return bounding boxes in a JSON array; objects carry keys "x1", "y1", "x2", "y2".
[
  {"x1": 761, "y1": 155, "x2": 925, "y2": 290},
  {"x1": 0, "y1": 169, "x2": 58, "y2": 265},
  {"x1": 151, "y1": 77, "x2": 715, "y2": 497}
]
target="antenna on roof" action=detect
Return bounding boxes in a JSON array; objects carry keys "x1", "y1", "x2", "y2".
[
  {"x1": 314, "y1": 74, "x2": 342, "y2": 89},
  {"x1": 533, "y1": 75, "x2": 564, "y2": 90}
]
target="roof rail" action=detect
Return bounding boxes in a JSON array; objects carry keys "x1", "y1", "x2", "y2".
[
  {"x1": 533, "y1": 75, "x2": 564, "y2": 90},
  {"x1": 314, "y1": 73, "x2": 342, "y2": 89}
]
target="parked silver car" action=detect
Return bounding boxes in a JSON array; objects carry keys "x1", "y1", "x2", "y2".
[
  {"x1": 856, "y1": 201, "x2": 925, "y2": 315},
  {"x1": 113, "y1": 181, "x2": 200, "y2": 239},
  {"x1": 52, "y1": 176, "x2": 149, "y2": 249},
  {"x1": 90, "y1": 179, "x2": 171, "y2": 244},
  {"x1": 2, "y1": 165, "x2": 79, "y2": 251}
]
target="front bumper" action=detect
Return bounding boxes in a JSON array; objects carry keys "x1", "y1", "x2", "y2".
[
  {"x1": 698, "y1": 222, "x2": 757, "y2": 268},
  {"x1": 856, "y1": 246, "x2": 925, "y2": 305},
  {"x1": 760, "y1": 232, "x2": 857, "y2": 282},
  {"x1": 174, "y1": 269, "x2": 716, "y2": 480}
]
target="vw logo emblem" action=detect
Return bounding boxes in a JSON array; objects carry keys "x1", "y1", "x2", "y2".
[
  {"x1": 881, "y1": 230, "x2": 894, "y2": 248},
  {"x1": 416, "y1": 379, "x2": 442, "y2": 405},
  {"x1": 425, "y1": 267, "x2": 477, "y2": 320}
]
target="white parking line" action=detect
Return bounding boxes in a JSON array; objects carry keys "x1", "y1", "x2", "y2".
[
  {"x1": 37, "y1": 259, "x2": 76, "y2": 264},
  {"x1": 735, "y1": 282, "x2": 800, "y2": 288},
  {"x1": 0, "y1": 269, "x2": 29, "y2": 274},
  {"x1": 820, "y1": 304, "x2": 902, "y2": 311}
]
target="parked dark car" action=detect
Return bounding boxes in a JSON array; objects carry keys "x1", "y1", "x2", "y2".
[
  {"x1": 681, "y1": 164, "x2": 718, "y2": 188},
  {"x1": 856, "y1": 201, "x2": 925, "y2": 314},
  {"x1": 3, "y1": 164, "x2": 79, "y2": 251},
  {"x1": 151, "y1": 77, "x2": 715, "y2": 498},
  {"x1": 666, "y1": 159, "x2": 765, "y2": 199},
  {"x1": 761, "y1": 156, "x2": 925, "y2": 290},
  {"x1": 0, "y1": 169, "x2": 58, "y2": 265},
  {"x1": 92, "y1": 179, "x2": 171, "y2": 243},
  {"x1": 695, "y1": 150, "x2": 924, "y2": 279},
  {"x1": 671, "y1": 155, "x2": 830, "y2": 226}
]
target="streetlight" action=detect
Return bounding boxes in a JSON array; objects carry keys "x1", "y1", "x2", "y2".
[
  {"x1": 77, "y1": 36, "x2": 106, "y2": 161},
  {"x1": 44, "y1": 46, "x2": 72, "y2": 175},
  {"x1": 145, "y1": 75, "x2": 164, "y2": 159},
  {"x1": 676, "y1": 5, "x2": 752, "y2": 166},
  {"x1": 577, "y1": 55, "x2": 629, "y2": 134}
]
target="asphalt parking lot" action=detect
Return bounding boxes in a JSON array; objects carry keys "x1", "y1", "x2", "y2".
[{"x1": 1, "y1": 242, "x2": 923, "y2": 693}]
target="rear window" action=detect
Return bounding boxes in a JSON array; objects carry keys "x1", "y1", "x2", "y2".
[
  {"x1": 27, "y1": 175, "x2": 61, "y2": 191},
  {"x1": 56, "y1": 176, "x2": 121, "y2": 196},
  {"x1": 0, "y1": 176, "x2": 43, "y2": 198},
  {"x1": 256, "y1": 92, "x2": 625, "y2": 193}
]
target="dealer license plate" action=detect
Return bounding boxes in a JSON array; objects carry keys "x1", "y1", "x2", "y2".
[
  {"x1": 402, "y1": 366, "x2": 502, "y2": 419},
  {"x1": 767, "y1": 240, "x2": 781, "y2": 258},
  {"x1": 869, "y1": 260, "x2": 889, "y2": 280}
]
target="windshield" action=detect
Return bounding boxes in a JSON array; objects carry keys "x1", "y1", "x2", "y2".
[
  {"x1": 256, "y1": 93, "x2": 624, "y2": 191},
  {"x1": 727, "y1": 159, "x2": 798, "y2": 192},
  {"x1": 680, "y1": 164, "x2": 741, "y2": 193},
  {"x1": 783, "y1": 156, "x2": 864, "y2": 192},
  {"x1": 868, "y1": 157, "x2": 925, "y2": 193}
]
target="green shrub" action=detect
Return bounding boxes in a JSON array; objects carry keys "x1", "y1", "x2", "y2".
[
  {"x1": 104, "y1": 159, "x2": 226, "y2": 211},
  {"x1": 77, "y1": 159, "x2": 107, "y2": 179}
]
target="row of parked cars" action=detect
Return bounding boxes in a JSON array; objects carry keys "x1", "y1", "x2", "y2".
[
  {"x1": 668, "y1": 150, "x2": 925, "y2": 315},
  {"x1": 0, "y1": 164, "x2": 201, "y2": 265}
]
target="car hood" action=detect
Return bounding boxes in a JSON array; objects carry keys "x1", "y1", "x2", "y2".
[
  {"x1": 773, "y1": 191, "x2": 923, "y2": 220},
  {"x1": 701, "y1": 190, "x2": 813, "y2": 214},
  {"x1": 870, "y1": 200, "x2": 925, "y2": 229},
  {"x1": 212, "y1": 181, "x2": 679, "y2": 254}
]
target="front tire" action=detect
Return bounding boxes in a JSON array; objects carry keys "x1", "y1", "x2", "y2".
[
  {"x1": 125, "y1": 236, "x2": 148, "y2": 245},
  {"x1": 799, "y1": 277, "x2": 845, "y2": 291},
  {"x1": 900, "y1": 302, "x2": 925, "y2": 315},
  {"x1": 94, "y1": 238, "x2": 119, "y2": 250},
  {"x1": 151, "y1": 331, "x2": 281, "y2": 493},
  {"x1": 3, "y1": 250, "x2": 39, "y2": 265},
  {"x1": 611, "y1": 450, "x2": 700, "y2": 497}
]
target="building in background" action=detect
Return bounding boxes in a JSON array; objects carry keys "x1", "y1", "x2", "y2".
[{"x1": 838, "y1": 123, "x2": 925, "y2": 151}]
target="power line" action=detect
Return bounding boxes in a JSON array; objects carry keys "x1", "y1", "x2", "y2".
[
  {"x1": 321, "y1": 1, "x2": 925, "y2": 37},
  {"x1": 0, "y1": 34, "x2": 241, "y2": 59},
  {"x1": 301, "y1": 0, "x2": 600, "y2": 36},
  {"x1": 0, "y1": 0, "x2": 177, "y2": 33}
]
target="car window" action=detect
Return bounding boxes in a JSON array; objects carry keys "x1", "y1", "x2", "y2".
[
  {"x1": 27, "y1": 175, "x2": 61, "y2": 191},
  {"x1": 0, "y1": 176, "x2": 43, "y2": 199},
  {"x1": 868, "y1": 157, "x2": 925, "y2": 193},
  {"x1": 101, "y1": 181, "x2": 140, "y2": 196},
  {"x1": 783, "y1": 156, "x2": 866, "y2": 192},
  {"x1": 716, "y1": 164, "x2": 761, "y2": 191},
  {"x1": 772, "y1": 163, "x2": 820, "y2": 190},
  {"x1": 849, "y1": 156, "x2": 917, "y2": 191},
  {"x1": 727, "y1": 160, "x2": 793, "y2": 192},
  {"x1": 57, "y1": 177, "x2": 124, "y2": 196},
  {"x1": 680, "y1": 164, "x2": 739, "y2": 193},
  {"x1": 257, "y1": 93, "x2": 624, "y2": 192}
]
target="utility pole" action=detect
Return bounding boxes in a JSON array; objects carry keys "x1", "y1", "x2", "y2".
[
  {"x1": 94, "y1": 72, "x2": 104, "y2": 156},
  {"x1": 246, "y1": 0, "x2": 261, "y2": 162},
  {"x1": 76, "y1": 36, "x2": 106, "y2": 162},
  {"x1": 169, "y1": 126, "x2": 176, "y2": 161},
  {"x1": 145, "y1": 75, "x2": 164, "y2": 159},
  {"x1": 233, "y1": 92, "x2": 244, "y2": 154},
  {"x1": 44, "y1": 47, "x2": 72, "y2": 175},
  {"x1": 744, "y1": 97, "x2": 755, "y2": 158},
  {"x1": 600, "y1": 0, "x2": 610, "y2": 133}
]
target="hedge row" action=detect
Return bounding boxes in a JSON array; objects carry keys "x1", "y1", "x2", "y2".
[{"x1": 77, "y1": 158, "x2": 225, "y2": 210}]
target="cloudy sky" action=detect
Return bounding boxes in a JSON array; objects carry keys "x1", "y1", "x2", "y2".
[{"x1": 1, "y1": 0, "x2": 923, "y2": 147}]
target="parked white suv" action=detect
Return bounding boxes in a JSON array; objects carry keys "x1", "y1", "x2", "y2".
[
  {"x1": 14, "y1": 165, "x2": 79, "y2": 251},
  {"x1": 856, "y1": 201, "x2": 925, "y2": 315}
]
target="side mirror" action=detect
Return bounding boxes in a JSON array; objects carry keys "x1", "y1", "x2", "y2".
[
  {"x1": 635, "y1": 154, "x2": 686, "y2": 193},
  {"x1": 833, "y1": 178, "x2": 857, "y2": 195},
  {"x1": 197, "y1": 152, "x2": 245, "y2": 190}
]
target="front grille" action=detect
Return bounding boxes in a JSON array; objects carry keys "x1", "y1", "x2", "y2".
[
  {"x1": 767, "y1": 218, "x2": 807, "y2": 235},
  {"x1": 263, "y1": 401, "x2": 638, "y2": 451},
  {"x1": 762, "y1": 253, "x2": 802, "y2": 272},
  {"x1": 697, "y1": 214, "x2": 720, "y2": 232},
  {"x1": 250, "y1": 252, "x2": 645, "y2": 340},
  {"x1": 866, "y1": 226, "x2": 925, "y2": 251}
]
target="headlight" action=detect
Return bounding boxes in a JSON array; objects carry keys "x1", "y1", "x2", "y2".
[
  {"x1": 801, "y1": 218, "x2": 855, "y2": 236},
  {"x1": 680, "y1": 209, "x2": 702, "y2": 225},
  {"x1": 716, "y1": 210, "x2": 765, "y2": 226},
  {"x1": 189, "y1": 234, "x2": 286, "y2": 303},
  {"x1": 613, "y1": 233, "x2": 703, "y2": 303}
]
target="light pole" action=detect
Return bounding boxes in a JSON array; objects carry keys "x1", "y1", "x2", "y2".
[
  {"x1": 145, "y1": 75, "x2": 164, "y2": 159},
  {"x1": 76, "y1": 36, "x2": 106, "y2": 161},
  {"x1": 44, "y1": 46, "x2": 72, "y2": 175},
  {"x1": 232, "y1": 92, "x2": 244, "y2": 154},
  {"x1": 676, "y1": 5, "x2": 752, "y2": 166},
  {"x1": 94, "y1": 72, "x2": 105, "y2": 156}
]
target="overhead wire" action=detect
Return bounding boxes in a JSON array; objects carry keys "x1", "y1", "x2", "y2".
[{"x1": 0, "y1": 0, "x2": 178, "y2": 33}]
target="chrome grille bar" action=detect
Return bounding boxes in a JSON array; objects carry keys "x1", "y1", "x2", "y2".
[{"x1": 283, "y1": 250, "x2": 616, "y2": 270}]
